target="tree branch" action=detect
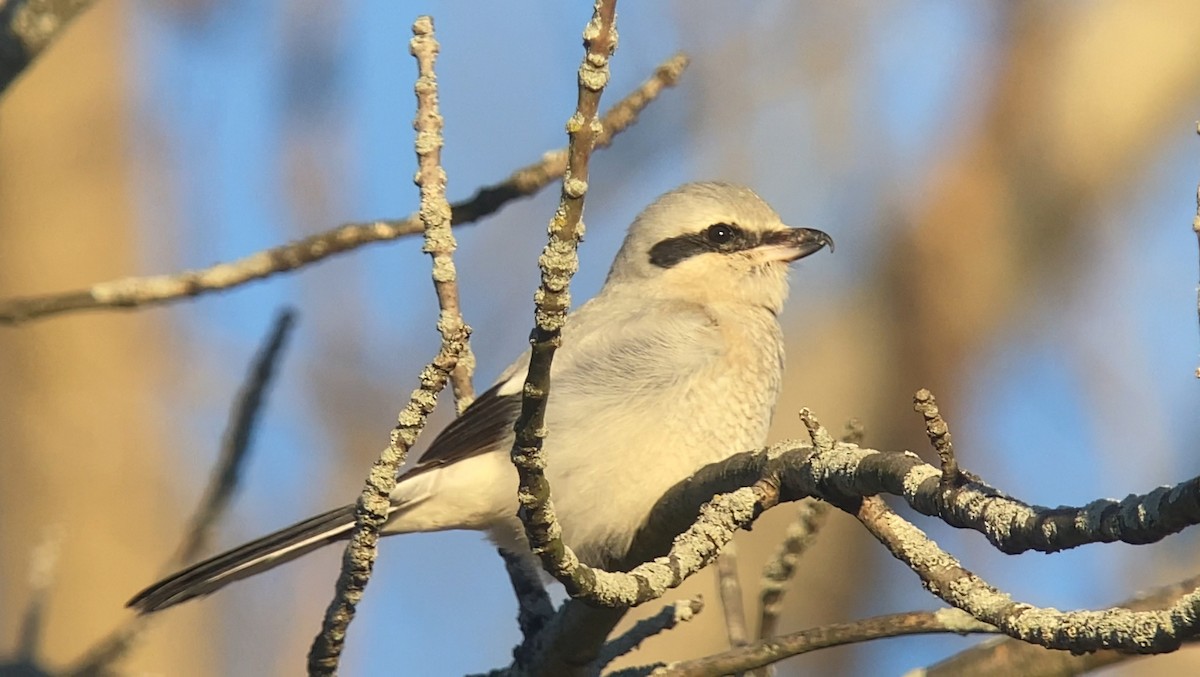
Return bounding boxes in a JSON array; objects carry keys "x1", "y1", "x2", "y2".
[
  {"x1": 0, "y1": 51, "x2": 688, "y2": 327},
  {"x1": 756, "y1": 498, "x2": 829, "y2": 641},
  {"x1": 66, "y1": 309, "x2": 296, "y2": 677},
  {"x1": 619, "y1": 609, "x2": 994, "y2": 677},
  {"x1": 715, "y1": 547, "x2": 749, "y2": 649},
  {"x1": 920, "y1": 573, "x2": 1200, "y2": 676},
  {"x1": 412, "y1": 16, "x2": 475, "y2": 413},
  {"x1": 854, "y1": 494, "x2": 1200, "y2": 654},
  {"x1": 0, "y1": 0, "x2": 96, "y2": 95},
  {"x1": 509, "y1": 0, "x2": 619, "y2": 595},
  {"x1": 306, "y1": 19, "x2": 471, "y2": 673}
]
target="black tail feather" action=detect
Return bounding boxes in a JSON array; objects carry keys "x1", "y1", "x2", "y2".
[{"x1": 128, "y1": 504, "x2": 358, "y2": 613}]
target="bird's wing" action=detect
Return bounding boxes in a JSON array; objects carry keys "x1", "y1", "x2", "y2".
[
  {"x1": 403, "y1": 380, "x2": 522, "y2": 477},
  {"x1": 406, "y1": 298, "x2": 720, "y2": 478}
]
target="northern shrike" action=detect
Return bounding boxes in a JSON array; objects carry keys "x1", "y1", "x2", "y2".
[{"x1": 130, "y1": 181, "x2": 833, "y2": 613}]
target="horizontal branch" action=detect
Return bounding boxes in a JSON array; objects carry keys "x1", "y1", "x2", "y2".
[
  {"x1": 921, "y1": 572, "x2": 1200, "y2": 675},
  {"x1": 495, "y1": 424, "x2": 1200, "y2": 674},
  {"x1": 616, "y1": 608, "x2": 994, "y2": 677},
  {"x1": 0, "y1": 52, "x2": 689, "y2": 326}
]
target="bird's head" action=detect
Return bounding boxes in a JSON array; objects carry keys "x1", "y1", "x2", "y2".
[{"x1": 605, "y1": 182, "x2": 832, "y2": 314}]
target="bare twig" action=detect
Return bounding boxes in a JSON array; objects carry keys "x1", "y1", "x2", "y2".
[
  {"x1": 66, "y1": 309, "x2": 296, "y2": 677},
  {"x1": 305, "y1": 19, "x2": 473, "y2": 675},
  {"x1": 0, "y1": 52, "x2": 688, "y2": 327},
  {"x1": 510, "y1": 0, "x2": 619, "y2": 593},
  {"x1": 757, "y1": 498, "x2": 829, "y2": 640},
  {"x1": 0, "y1": 0, "x2": 97, "y2": 95},
  {"x1": 412, "y1": 16, "x2": 475, "y2": 412},
  {"x1": 596, "y1": 597, "x2": 705, "y2": 670},
  {"x1": 178, "y1": 309, "x2": 297, "y2": 562},
  {"x1": 619, "y1": 609, "x2": 993, "y2": 677},
  {"x1": 912, "y1": 389, "x2": 962, "y2": 489},
  {"x1": 14, "y1": 527, "x2": 62, "y2": 665},
  {"x1": 306, "y1": 334, "x2": 465, "y2": 675},
  {"x1": 715, "y1": 547, "x2": 749, "y2": 648}
]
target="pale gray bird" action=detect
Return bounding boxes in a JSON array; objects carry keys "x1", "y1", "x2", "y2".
[{"x1": 129, "y1": 182, "x2": 832, "y2": 613}]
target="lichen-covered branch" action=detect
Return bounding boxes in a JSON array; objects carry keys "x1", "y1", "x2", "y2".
[
  {"x1": 0, "y1": 0, "x2": 96, "y2": 95},
  {"x1": 854, "y1": 495, "x2": 1200, "y2": 654},
  {"x1": 0, "y1": 51, "x2": 688, "y2": 327},
  {"x1": 618, "y1": 609, "x2": 994, "y2": 677},
  {"x1": 411, "y1": 16, "x2": 475, "y2": 412},
  {"x1": 509, "y1": 0, "x2": 618, "y2": 593},
  {"x1": 493, "y1": 423, "x2": 1200, "y2": 674},
  {"x1": 306, "y1": 334, "x2": 466, "y2": 675},
  {"x1": 920, "y1": 573, "x2": 1200, "y2": 676}
]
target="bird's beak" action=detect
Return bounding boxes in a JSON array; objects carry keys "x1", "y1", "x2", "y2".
[{"x1": 755, "y1": 227, "x2": 835, "y2": 263}]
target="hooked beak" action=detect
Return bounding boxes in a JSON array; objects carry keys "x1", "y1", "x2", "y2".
[{"x1": 756, "y1": 227, "x2": 835, "y2": 263}]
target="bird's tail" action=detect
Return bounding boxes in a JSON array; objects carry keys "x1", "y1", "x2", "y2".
[{"x1": 128, "y1": 504, "x2": 360, "y2": 614}]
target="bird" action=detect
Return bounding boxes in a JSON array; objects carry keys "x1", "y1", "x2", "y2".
[{"x1": 128, "y1": 181, "x2": 833, "y2": 613}]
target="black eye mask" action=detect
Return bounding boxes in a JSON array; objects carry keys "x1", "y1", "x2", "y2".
[{"x1": 648, "y1": 223, "x2": 760, "y2": 268}]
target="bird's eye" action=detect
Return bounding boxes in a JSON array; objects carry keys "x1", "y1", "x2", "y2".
[{"x1": 705, "y1": 223, "x2": 736, "y2": 244}]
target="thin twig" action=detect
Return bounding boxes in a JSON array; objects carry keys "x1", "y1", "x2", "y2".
[
  {"x1": 617, "y1": 609, "x2": 994, "y2": 677},
  {"x1": 757, "y1": 498, "x2": 829, "y2": 640},
  {"x1": 66, "y1": 309, "x2": 297, "y2": 677},
  {"x1": 596, "y1": 597, "x2": 705, "y2": 670},
  {"x1": 306, "y1": 334, "x2": 465, "y2": 675},
  {"x1": 509, "y1": 0, "x2": 619, "y2": 593},
  {"x1": 715, "y1": 547, "x2": 749, "y2": 648},
  {"x1": 0, "y1": 0, "x2": 98, "y2": 95},
  {"x1": 412, "y1": 16, "x2": 475, "y2": 412},
  {"x1": 0, "y1": 53, "x2": 689, "y2": 327},
  {"x1": 14, "y1": 527, "x2": 62, "y2": 664},
  {"x1": 912, "y1": 389, "x2": 961, "y2": 490},
  {"x1": 306, "y1": 21, "x2": 472, "y2": 672},
  {"x1": 178, "y1": 308, "x2": 297, "y2": 562}
]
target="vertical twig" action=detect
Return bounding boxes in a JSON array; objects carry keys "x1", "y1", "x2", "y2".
[
  {"x1": 306, "y1": 17, "x2": 470, "y2": 675},
  {"x1": 715, "y1": 546, "x2": 749, "y2": 649},
  {"x1": 509, "y1": 0, "x2": 619, "y2": 593},
  {"x1": 14, "y1": 527, "x2": 62, "y2": 665},
  {"x1": 413, "y1": 15, "x2": 475, "y2": 412},
  {"x1": 307, "y1": 339, "x2": 465, "y2": 676},
  {"x1": 913, "y1": 389, "x2": 961, "y2": 490},
  {"x1": 756, "y1": 498, "x2": 830, "y2": 642},
  {"x1": 0, "y1": 0, "x2": 98, "y2": 95}
]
